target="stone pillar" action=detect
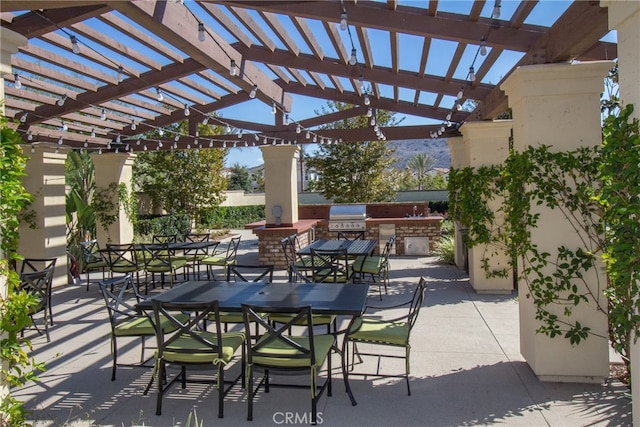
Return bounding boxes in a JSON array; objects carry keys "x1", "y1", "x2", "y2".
[
  {"x1": 92, "y1": 152, "x2": 136, "y2": 244},
  {"x1": 600, "y1": 0, "x2": 640, "y2": 421},
  {"x1": 502, "y1": 61, "x2": 612, "y2": 382},
  {"x1": 460, "y1": 121, "x2": 513, "y2": 293},
  {"x1": 18, "y1": 146, "x2": 69, "y2": 287},
  {"x1": 260, "y1": 145, "x2": 300, "y2": 227},
  {"x1": 446, "y1": 136, "x2": 467, "y2": 270}
]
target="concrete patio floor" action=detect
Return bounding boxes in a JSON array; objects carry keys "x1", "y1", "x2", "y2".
[{"x1": 15, "y1": 230, "x2": 632, "y2": 426}]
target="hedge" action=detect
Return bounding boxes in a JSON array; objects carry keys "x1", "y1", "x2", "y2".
[{"x1": 197, "y1": 205, "x2": 265, "y2": 229}]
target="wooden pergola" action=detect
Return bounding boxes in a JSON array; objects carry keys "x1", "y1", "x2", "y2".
[{"x1": 1, "y1": 1, "x2": 616, "y2": 151}]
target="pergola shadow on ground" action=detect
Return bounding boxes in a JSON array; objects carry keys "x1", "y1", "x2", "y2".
[{"x1": 14, "y1": 232, "x2": 631, "y2": 426}]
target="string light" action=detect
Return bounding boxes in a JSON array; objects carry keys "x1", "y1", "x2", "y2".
[
  {"x1": 14, "y1": 74, "x2": 21, "y2": 89},
  {"x1": 57, "y1": 95, "x2": 67, "y2": 106},
  {"x1": 19, "y1": 112, "x2": 27, "y2": 123},
  {"x1": 58, "y1": 136, "x2": 63, "y2": 144},
  {"x1": 202, "y1": 114, "x2": 209, "y2": 125},
  {"x1": 468, "y1": 66, "x2": 476, "y2": 82},
  {"x1": 158, "y1": 128, "x2": 164, "y2": 137},
  {"x1": 84, "y1": 140, "x2": 88, "y2": 148},
  {"x1": 31, "y1": 145, "x2": 35, "y2": 153},
  {"x1": 480, "y1": 39, "x2": 488, "y2": 56},
  {"x1": 238, "y1": 129, "x2": 243, "y2": 138},
  {"x1": 225, "y1": 124, "x2": 231, "y2": 133},
  {"x1": 457, "y1": 88, "x2": 464, "y2": 100},
  {"x1": 184, "y1": 104, "x2": 190, "y2": 116},
  {"x1": 117, "y1": 65, "x2": 124, "y2": 82},
  {"x1": 305, "y1": 130, "x2": 311, "y2": 139},
  {"x1": 492, "y1": 0, "x2": 501, "y2": 20},
  {"x1": 349, "y1": 48, "x2": 357, "y2": 66},
  {"x1": 296, "y1": 124, "x2": 301, "y2": 134},
  {"x1": 98, "y1": 148, "x2": 103, "y2": 154},
  {"x1": 229, "y1": 60, "x2": 238, "y2": 76},
  {"x1": 100, "y1": 109, "x2": 106, "y2": 120},
  {"x1": 283, "y1": 114, "x2": 290, "y2": 126},
  {"x1": 156, "y1": 87, "x2": 163, "y2": 102},
  {"x1": 61, "y1": 121, "x2": 68, "y2": 131},
  {"x1": 271, "y1": 102, "x2": 277, "y2": 114},
  {"x1": 27, "y1": 131, "x2": 33, "y2": 141},
  {"x1": 364, "y1": 94, "x2": 370, "y2": 106},
  {"x1": 91, "y1": 128, "x2": 96, "y2": 138},
  {"x1": 198, "y1": 22, "x2": 206, "y2": 42},
  {"x1": 70, "y1": 35, "x2": 80, "y2": 54},
  {"x1": 340, "y1": 12, "x2": 348, "y2": 31},
  {"x1": 370, "y1": 117, "x2": 376, "y2": 126},
  {"x1": 116, "y1": 134, "x2": 121, "y2": 143},
  {"x1": 249, "y1": 85, "x2": 258, "y2": 99},
  {"x1": 367, "y1": 107, "x2": 372, "y2": 117}
]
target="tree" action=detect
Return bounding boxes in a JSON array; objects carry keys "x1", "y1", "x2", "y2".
[
  {"x1": 133, "y1": 120, "x2": 227, "y2": 224},
  {"x1": 306, "y1": 100, "x2": 401, "y2": 203},
  {"x1": 228, "y1": 163, "x2": 252, "y2": 192},
  {"x1": 406, "y1": 153, "x2": 436, "y2": 190}
]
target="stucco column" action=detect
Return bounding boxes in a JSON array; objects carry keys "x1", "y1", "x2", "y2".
[
  {"x1": 502, "y1": 61, "x2": 612, "y2": 383},
  {"x1": 600, "y1": 0, "x2": 640, "y2": 421},
  {"x1": 1, "y1": 28, "x2": 27, "y2": 114},
  {"x1": 18, "y1": 146, "x2": 69, "y2": 287},
  {"x1": 92, "y1": 152, "x2": 136, "y2": 244},
  {"x1": 460, "y1": 121, "x2": 513, "y2": 293},
  {"x1": 260, "y1": 145, "x2": 300, "y2": 227},
  {"x1": 447, "y1": 137, "x2": 467, "y2": 270}
]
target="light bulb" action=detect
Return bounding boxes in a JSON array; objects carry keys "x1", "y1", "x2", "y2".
[
  {"x1": 20, "y1": 112, "x2": 27, "y2": 123},
  {"x1": 238, "y1": 129, "x2": 244, "y2": 138},
  {"x1": 446, "y1": 112, "x2": 452, "y2": 121},
  {"x1": 374, "y1": 124, "x2": 379, "y2": 132},
  {"x1": 116, "y1": 134, "x2": 121, "y2": 143},
  {"x1": 480, "y1": 39, "x2": 487, "y2": 56},
  {"x1": 249, "y1": 85, "x2": 258, "y2": 99},
  {"x1": 158, "y1": 128, "x2": 164, "y2": 137},
  {"x1": 131, "y1": 121, "x2": 137, "y2": 131},
  {"x1": 98, "y1": 148, "x2": 102, "y2": 154},
  {"x1": 143, "y1": 145, "x2": 147, "y2": 151},
  {"x1": 209, "y1": 140, "x2": 213, "y2": 148},
  {"x1": 313, "y1": 135, "x2": 317, "y2": 143},
  {"x1": 367, "y1": 107, "x2": 372, "y2": 117},
  {"x1": 469, "y1": 66, "x2": 476, "y2": 82},
  {"x1": 184, "y1": 104, "x2": 190, "y2": 116},
  {"x1": 225, "y1": 124, "x2": 231, "y2": 133},
  {"x1": 370, "y1": 117, "x2": 376, "y2": 126},
  {"x1": 492, "y1": 0, "x2": 501, "y2": 19},
  {"x1": 61, "y1": 121, "x2": 68, "y2": 131},
  {"x1": 357, "y1": 75, "x2": 364, "y2": 91},
  {"x1": 340, "y1": 12, "x2": 348, "y2": 31},
  {"x1": 156, "y1": 87, "x2": 163, "y2": 102},
  {"x1": 101, "y1": 109, "x2": 106, "y2": 120},
  {"x1": 349, "y1": 48, "x2": 357, "y2": 66},
  {"x1": 254, "y1": 134, "x2": 260, "y2": 141},
  {"x1": 57, "y1": 95, "x2": 67, "y2": 106},
  {"x1": 91, "y1": 128, "x2": 96, "y2": 138},
  {"x1": 456, "y1": 102, "x2": 463, "y2": 111},
  {"x1": 14, "y1": 74, "x2": 21, "y2": 89},
  {"x1": 84, "y1": 140, "x2": 88, "y2": 148},
  {"x1": 115, "y1": 148, "x2": 119, "y2": 153},
  {"x1": 230, "y1": 60, "x2": 238, "y2": 76},
  {"x1": 107, "y1": 142, "x2": 111, "y2": 149},
  {"x1": 198, "y1": 23, "x2": 206, "y2": 42},
  {"x1": 364, "y1": 94, "x2": 370, "y2": 106},
  {"x1": 136, "y1": 139, "x2": 141, "y2": 145},
  {"x1": 296, "y1": 124, "x2": 301, "y2": 134},
  {"x1": 174, "y1": 134, "x2": 180, "y2": 141},
  {"x1": 446, "y1": 120, "x2": 452, "y2": 127},
  {"x1": 70, "y1": 35, "x2": 80, "y2": 54},
  {"x1": 457, "y1": 88, "x2": 464, "y2": 100},
  {"x1": 117, "y1": 65, "x2": 124, "y2": 82},
  {"x1": 233, "y1": 141, "x2": 237, "y2": 148},
  {"x1": 272, "y1": 102, "x2": 277, "y2": 114},
  {"x1": 31, "y1": 145, "x2": 35, "y2": 153},
  {"x1": 202, "y1": 115, "x2": 209, "y2": 125},
  {"x1": 306, "y1": 130, "x2": 311, "y2": 139},
  {"x1": 440, "y1": 125, "x2": 445, "y2": 133},
  {"x1": 58, "y1": 136, "x2": 63, "y2": 144},
  {"x1": 284, "y1": 114, "x2": 289, "y2": 126},
  {"x1": 263, "y1": 136, "x2": 268, "y2": 144},
  {"x1": 27, "y1": 131, "x2": 33, "y2": 141},
  {"x1": 223, "y1": 141, "x2": 227, "y2": 148}
]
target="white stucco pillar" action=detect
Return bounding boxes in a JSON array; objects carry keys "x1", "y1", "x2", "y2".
[
  {"x1": 18, "y1": 146, "x2": 69, "y2": 287},
  {"x1": 502, "y1": 61, "x2": 612, "y2": 383},
  {"x1": 460, "y1": 121, "x2": 513, "y2": 294},
  {"x1": 260, "y1": 145, "x2": 300, "y2": 227},
  {"x1": 446, "y1": 137, "x2": 467, "y2": 270},
  {"x1": 92, "y1": 152, "x2": 136, "y2": 244},
  {"x1": 600, "y1": 0, "x2": 640, "y2": 421}
]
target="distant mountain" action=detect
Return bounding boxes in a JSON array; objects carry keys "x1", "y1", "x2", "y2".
[{"x1": 388, "y1": 138, "x2": 451, "y2": 170}]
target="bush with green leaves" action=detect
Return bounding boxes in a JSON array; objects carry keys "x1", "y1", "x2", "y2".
[{"x1": 197, "y1": 205, "x2": 265, "y2": 229}]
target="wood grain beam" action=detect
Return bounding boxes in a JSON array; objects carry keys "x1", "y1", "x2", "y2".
[{"x1": 3, "y1": 5, "x2": 111, "y2": 37}]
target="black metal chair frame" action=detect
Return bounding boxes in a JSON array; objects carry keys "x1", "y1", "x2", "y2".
[
  {"x1": 20, "y1": 257, "x2": 56, "y2": 327},
  {"x1": 344, "y1": 277, "x2": 427, "y2": 396},
  {"x1": 106, "y1": 243, "x2": 143, "y2": 291},
  {"x1": 19, "y1": 266, "x2": 55, "y2": 342},
  {"x1": 310, "y1": 247, "x2": 352, "y2": 283},
  {"x1": 80, "y1": 239, "x2": 108, "y2": 291},
  {"x1": 337, "y1": 230, "x2": 366, "y2": 241},
  {"x1": 352, "y1": 235, "x2": 396, "y2": 300},
  {"x1": 183, "y1": 233, "x2": 212, "y2": 280},
  {"x1": 140, "y1": 242, "x2": 184, "y2": 290},
  {"x1": 242, "y1": 303, "x2": 333, "y2": 425},
  {"x1": 204, "y1": 236, "x2": 241, "y2": 280}
]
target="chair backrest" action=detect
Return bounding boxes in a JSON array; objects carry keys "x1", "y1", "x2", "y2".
[
  {"x1": 407, "y1": 277, "x2": 428, "y2": 330},
  {"x1": 98, "y1": 274, "x2": 143, "y2": 329},
  {"x1": 80, "y1": 240, "x2": 104, "y2": 264},
  {"x1": 142, "y1": 243, "x2": 174, "y2": 270},
  {"x1": 19, "y1": 267, "x2": 55, "y2": 315},
  {"x1": 152, "y1": 299, "x2": 224, "y2": 361},
  {"x1": 337, "y1": 230, "x2": 366, "y2": 241},
  {"x1": 310, "y1": 248, "x2": 350, "y2": 282},
  {"x1": 242, "y1": 304, "x2": 317, "y2": 366},
  {"x1": 106, "y1": 243, "x2": 138, "y2": 268},
  {"x1": 184, "y1": 233, "x2": 211, "y2": 257},
  {"x1": 152, "y1": 234, "x2": 178, "y2": 244},
  {"x1": 20, "y1": 258, "x2": 57, "y2": 275},
  {"x1": 224, "y1": 236, "x2": 241, "y2": 261},
  {"x1": 381, "y1": 235, "x2": 396, "y2": 260},
  {"x1": 227, "y1": 264, "x2": 274, "y2": 282}
]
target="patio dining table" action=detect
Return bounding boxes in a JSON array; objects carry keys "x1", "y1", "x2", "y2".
[
  {"x1": 297, "y1": 239, "x2": 378, "y2": 257},
  {"x1": 136, "y1": 280, "x2": 369, "y2": 406}
]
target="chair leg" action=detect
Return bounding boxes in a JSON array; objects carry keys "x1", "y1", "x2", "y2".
[
  {"x1": 111, "y1": 336, "x2": 118, "y2": 381},
  {"x1": 247, "y1": 366, "x2": 254, "y2": 421},
  {"x1": 405, "y1": 346, "x2": 411, "y2": 396},
  {"x1": 156, "y1": 361, "x2": 164, "y2": 415}
]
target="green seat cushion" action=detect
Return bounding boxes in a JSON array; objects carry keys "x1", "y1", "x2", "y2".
[
  {"x1": 352, "y1": 256, "x2": 384, "y2": 274},
  {"x1": 111, "y1": 262, "x2": 139, "y2": 273},
  {"x1": 349, "y1": 317, "x2": 410, "y2": 346},
  {"x1": 114, "y1": 313, "x2": 189, "y2": 336},
  {"x1": 161, "y1": 331, "x2": 245, "y2": 364},
  {"x1": 145, "y1": 259, "x2": 187, "y2": 273},
  {"x1": 86, "y1": 260, "x2": 108, "y2": 270},
  {"x1": 200, "y1": 256, "x2": 230, "y2": 266},
  {"x1": 312, "y1": 268, "x2": 351, "y2": 283},
  {"x1": 269, "y1": 313, "x2": 335, "y2": 326},
  {"x1": 252, "y1": 334, "x2": 334, "y2": 368}
]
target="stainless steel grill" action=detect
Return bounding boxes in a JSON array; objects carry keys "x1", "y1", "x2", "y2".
[{"x1": 328, "y1": 205, "x2": 367, "y2": 231}]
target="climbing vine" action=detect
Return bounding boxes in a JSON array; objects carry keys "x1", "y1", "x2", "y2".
[{"x1": 449, "y1": 105, "x2": 640, "y2": 375}]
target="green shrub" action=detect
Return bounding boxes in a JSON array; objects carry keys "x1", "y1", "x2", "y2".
[
  {"x1": 433, "y1": 235, "x2": 455, "y2": 265},
  {"x1": 198, "y1": 205, "x2": 265, "y2": 229},
  {"x1": 135, "y1": 213, "x2": 191, "y2": 239}
]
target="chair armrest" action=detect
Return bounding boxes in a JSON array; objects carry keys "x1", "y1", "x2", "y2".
[{"x1": 363, "y1": 299, "x2": 412, "y2": 312}]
